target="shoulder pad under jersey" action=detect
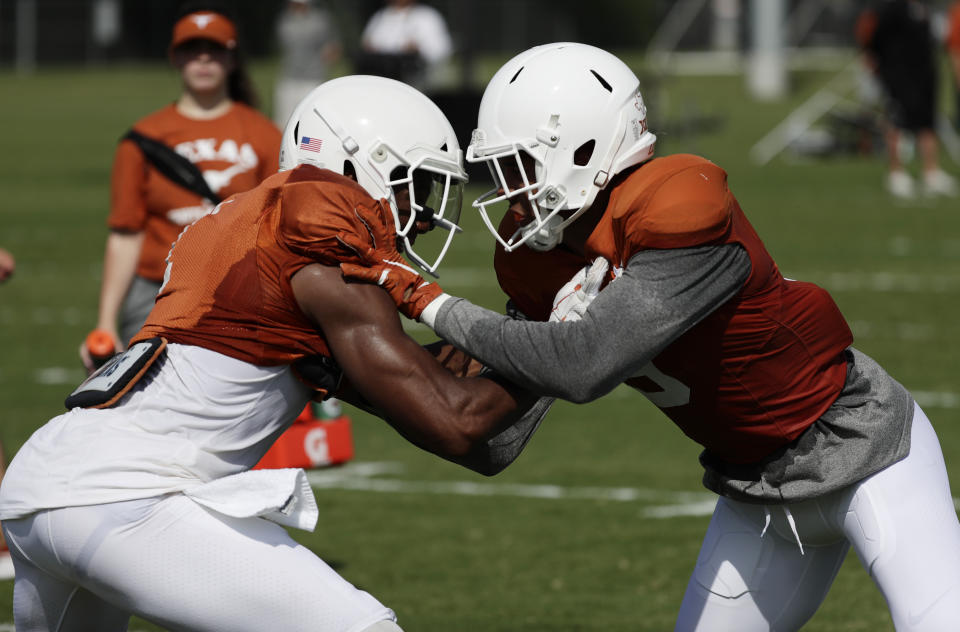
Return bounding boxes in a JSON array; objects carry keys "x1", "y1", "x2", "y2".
[
  {"x1": 614, "y1": 155, "x2": 732, "y2": 251},
  {"x1": 277, "y1": 165, "x2": 386, "y2": 266}
]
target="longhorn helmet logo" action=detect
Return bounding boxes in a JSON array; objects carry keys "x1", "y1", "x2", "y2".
[{"x1": 190, "y1": 13, "x2": 215, "y2": 29}]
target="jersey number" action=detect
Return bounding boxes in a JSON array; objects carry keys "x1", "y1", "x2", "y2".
[{"x1": 632, "y1": 362, "x2": 690, "y2": 408}]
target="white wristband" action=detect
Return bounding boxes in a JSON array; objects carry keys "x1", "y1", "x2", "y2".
[{"x1": 419, "y1": 293, "x2": 452, "y2": 329}]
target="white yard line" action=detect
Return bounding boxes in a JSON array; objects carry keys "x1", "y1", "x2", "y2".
[
  {"x1": 913, "y1": 391, "x2": 960, "y2": 410},
  {"x1": 804, "y1": 271, "x2": 960, "y2": 293},
  {"x1": 309, "y1": 462, "x2": 960, "y2": 519},
  {"x1": 34, "y1": 367, "x2": 86, "y2": 385},
  {"x1": 308, "y1": 462, "x2": 718, "y2": 517}
]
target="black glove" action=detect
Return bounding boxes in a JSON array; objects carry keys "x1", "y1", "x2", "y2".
[{"x1": 292, "y1": 354, "x2": 343, "y2": 397}]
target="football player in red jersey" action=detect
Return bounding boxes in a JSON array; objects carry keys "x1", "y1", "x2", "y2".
[
  {"x1": 342, "y1": 43, "x2": 960, "y2": 630},
  {"x1": 0, "y1": 76, "x2": 550, "y2": 632}
]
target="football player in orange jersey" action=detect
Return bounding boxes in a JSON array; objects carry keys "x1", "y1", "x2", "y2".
[
  {"x1": 342, "y1": 43, "x2": 960, "y2": 630},
  {"x1": 0, "y1": 76, "x2": 551, "y2": 632}
]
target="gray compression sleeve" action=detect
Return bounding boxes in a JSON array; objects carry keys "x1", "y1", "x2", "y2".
[{"x1": 433, "y1": 244, "x2": 752, "y2": 403}]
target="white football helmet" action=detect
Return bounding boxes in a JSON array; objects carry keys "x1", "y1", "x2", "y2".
[
  {"x1": 279, "y1": 75, "x2": 467, "y2": 275},
  {"x1": 467, "y1": 43, "x2": 656, "y2": 252}
]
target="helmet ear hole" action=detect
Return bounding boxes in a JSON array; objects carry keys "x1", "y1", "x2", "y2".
[
  {"x1": 573, "y1": 140, "x2": 595, "y2": 166},
  {"x1": 342, "y1": 159, "x2": 357, "y2": 181},
  {"x1": 292, "y1": 122, "x2": 299, "y2": 145}
]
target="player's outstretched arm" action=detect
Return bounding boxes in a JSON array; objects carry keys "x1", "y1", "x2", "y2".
[
  {"x1": 427, "y1": 245, "x2": 752, "y2": 403},
  {"x1": 291, "y1": 262, "x2": 543, "y2": 468}
]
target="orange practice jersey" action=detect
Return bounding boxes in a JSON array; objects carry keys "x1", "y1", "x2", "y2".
[
  {"x1": 495, "y1": 155, "x2": 853, "y2": 463},
  {"x1": 134, "y1": 165, "x2": 386, "y2": 367},
  {"x1": 110, "y1": 103, "x2": 281, "y2": 282},
  {"x1": 948, "y1": 2, "x2": 960, "y2": 54}
]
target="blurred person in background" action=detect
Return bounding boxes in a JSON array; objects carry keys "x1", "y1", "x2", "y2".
[
  {"x1": 857, "y1": 0, "x2": 958, "y2": 199},
  {"x1": 0, "y1": 466, "x2": 8, "y2": 581},
  {"x1": 0, "y1": 247, "x2": 13, "y2": 283},
  {"x1": 0, "y1": 441, "x2": 9, "y2": 582},
  {"x1": 948, "y1": 0, "x2": 960, "y2": 129},
  {"x1": 344, "y1": 42, "x2": 960, "y2": 631},
  {"x1": 357, "y1": 0, "x2": 452, "y2": 91},
  {"x1": 273, "y1": 0, "x2": 342, "y2": 127},
  {"x1": 0, "y1": 247, "x2": 13, "y2": 579},
  {"x1": 82, "y1": 2, "x2": 280, "y2": 370}
]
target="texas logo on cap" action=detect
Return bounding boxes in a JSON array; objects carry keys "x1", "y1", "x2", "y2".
[
  {"x1": 191, "y1": 13, "x2": 216, "y2": 29},
  {"x1": 170, "y1": 11, "x2": 238, "y2": 52}
]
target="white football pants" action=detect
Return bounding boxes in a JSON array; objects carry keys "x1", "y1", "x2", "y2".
[
  {"x1": 675, "y1": 403, "x2": 960, "y2": 631},
  {"x1": 3, "y1": 493, "x2": 398, "y2": 632}
]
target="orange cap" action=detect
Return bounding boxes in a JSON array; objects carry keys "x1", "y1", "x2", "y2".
[
  {"x1": 85, "y1": 329, "x2": 116, "y2": 358},
  {"x1": 170, "y1": 11, "x2": 237, "y2": 52}
]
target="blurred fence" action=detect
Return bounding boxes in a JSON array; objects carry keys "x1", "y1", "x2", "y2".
[{"x1": 0, "y1": 0, "x2": 889, "y2": 71}]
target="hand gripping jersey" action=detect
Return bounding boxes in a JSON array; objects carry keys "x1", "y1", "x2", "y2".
[
  {"x1": 134, "y1": 164, "x2": 384, "y2": 368},
  {"x1": 110, "y1": 103, "x2": 281, "y2": 282},
  {"x1": 495, "y1": 155, "x2": 853, "y2": 464}
]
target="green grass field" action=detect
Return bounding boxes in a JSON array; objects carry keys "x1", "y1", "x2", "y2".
[{"x1": 1, "y1": 56, "x2": 959, "y2": 630}]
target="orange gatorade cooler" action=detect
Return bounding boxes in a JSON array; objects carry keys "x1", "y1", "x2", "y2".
[{"x1": 254, "y1": 399, "x2": 354, "y2": 470}]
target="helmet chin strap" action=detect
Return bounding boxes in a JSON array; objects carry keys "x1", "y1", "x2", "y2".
[{"x1": 521, "y1": 214, "x2": 564, "y2": 251}]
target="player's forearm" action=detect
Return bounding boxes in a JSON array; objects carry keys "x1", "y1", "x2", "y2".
[
  {"x1": 339, "y1": 363, "x2": 545, "y2": 469},
  {"x1": 338, "y1": 336, "x2": 547, "y2": 469},
  {"x1": 432, "y1": 298, "x2": 629, "y2": 402},
  {"x1": 380, "y1": 371, "x2": 538, "y2": 458},
  {"x1": 333, "y1": 320, "x2": 537, "y2": 458}
]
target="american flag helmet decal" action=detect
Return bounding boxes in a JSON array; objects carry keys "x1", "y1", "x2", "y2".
[{"x1": 299, "y1": 136, "x2": 323, "y2": 152}]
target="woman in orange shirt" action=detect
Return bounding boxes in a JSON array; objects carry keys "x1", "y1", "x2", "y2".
[
  {"x1": 83, "y1": 5, "x2": 280, "y2": 369},
  {"x1": 948, "y1": 2, "x2": 960, "y2": 128}
]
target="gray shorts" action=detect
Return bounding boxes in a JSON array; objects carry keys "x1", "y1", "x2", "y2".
[{"x1": 119, "y1": 276, "x2": 162, "y2": 346}]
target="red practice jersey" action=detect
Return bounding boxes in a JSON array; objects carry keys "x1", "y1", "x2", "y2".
[{"x1": 495, "y1": 155, "x2": 853, "y2": 463}]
